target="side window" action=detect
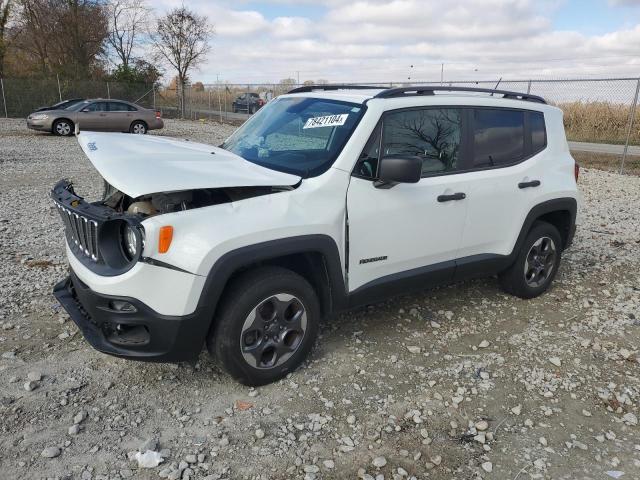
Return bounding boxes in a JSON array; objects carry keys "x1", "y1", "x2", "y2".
[
  {"x1": 85, "y1": 102, "x2": 107, "y2": 112},
  {"x1": 473, "y1": 109, "x2": 524, "y2": 167},
  {"x1": 354, "y1": 122, "x2": 382, "y2": 179},
  {"x1": 381, "y1": 108, "x2": 462, "y2": 176},
  {"x1": 108, "y1": 102, "x2": 129, "y2": 111},
  {"x1": 530, "y1": 111, "x2": 546, "y2": 154}
]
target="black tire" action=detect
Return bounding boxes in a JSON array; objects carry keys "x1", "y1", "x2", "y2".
[
  {"x1": 129, "y1": 120, "x2": 147, "y2": 134},
  {"x1": 52, "y1": 119, "x2": 74, "y2": 136},
  {"x1": 499, "y1": 221, "x2": 562, "y2": 299},
  {"x1": 207, "y1": 267, "x2": 320, "y2": 386},
  {"x1": 249, "y1": 105, "x2": 256, "y2": 114}
]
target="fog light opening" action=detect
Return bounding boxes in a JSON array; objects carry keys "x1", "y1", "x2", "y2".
[
  {"x1": 108, "y1": 300, "x2": 137, "y2": 313},
  {"x1": 106, "y1": 323, "x2": 150, "y2": 346}
]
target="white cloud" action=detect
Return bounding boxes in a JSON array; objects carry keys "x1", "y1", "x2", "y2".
[
  {"x1": 271, "y1": 16, "x2": 313, "y2": 38},
  {"x1": 153, "y1": 0, "x2": 640, "y2": 84}
]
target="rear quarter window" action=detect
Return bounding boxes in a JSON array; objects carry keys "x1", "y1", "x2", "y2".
[
  {"x1": 473, "y1": 109, "x2": 525, "y2": 167},
  {"x1": 530, "y1": 111, "x2": 547, "y2": 153}
]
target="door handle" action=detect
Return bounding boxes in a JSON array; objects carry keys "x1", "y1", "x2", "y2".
[
  {"x1": 99, "y1": 113, "x2": 107, "y2": 117},
  {"x1": 437, "y1": 192, "x2": 466, "y2": 202},
  {"x1": 518, "y1": 180, "x2": 541, "y2": 189}
]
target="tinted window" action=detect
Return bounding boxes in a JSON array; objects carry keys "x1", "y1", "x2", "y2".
[
  {"x1": 473, "y1": 109, "x2": 524, "y2": 167},
  {"x1": 530, "y1": 111, "x2": 546, "y2": 153},
  {"x1": 85, "y1": 102, "x2": 107, "y2": 112},
  {"x1": 382, "y1": 108, "x2": 462, "y2": 176},
  {"x1": 108, "y1": 102, "x2": 133, "y2": 111}
]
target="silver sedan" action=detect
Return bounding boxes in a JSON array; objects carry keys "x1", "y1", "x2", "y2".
[{"x1": 27, "y1": 99, "x2": 164, "y2": 136}]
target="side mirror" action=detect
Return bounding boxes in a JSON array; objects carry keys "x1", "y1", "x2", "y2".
[
  {"x1": 81, "y1": 108, "x2": 89, "y2": 112},
  {"x1": 376, "y1": 155, "x2": 422, "y2": 187}
]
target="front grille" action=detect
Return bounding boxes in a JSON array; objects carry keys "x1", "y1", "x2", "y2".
[{"x1": 55, "y1": 202, "x2": 99, "y2": 261}]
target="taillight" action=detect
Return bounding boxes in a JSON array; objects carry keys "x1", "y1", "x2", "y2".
[
  {"x1": 155, "y1": 110, "x2": 162, "y2": 119},
  {"x1": 574, "y1": 162, "x2": 580, "y2": 182}
]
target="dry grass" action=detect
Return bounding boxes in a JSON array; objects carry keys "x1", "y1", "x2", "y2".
[
  {"x1": 572, "y1": 151, "x2": 640, "y2": 176},
  {"x1": 560, "y1": 101, "x2": 640, "y2": 145}
]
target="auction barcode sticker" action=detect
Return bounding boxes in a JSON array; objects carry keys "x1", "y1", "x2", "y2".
[{"x1": 303, "y1": 114, "x2": 349, "y2": 129}]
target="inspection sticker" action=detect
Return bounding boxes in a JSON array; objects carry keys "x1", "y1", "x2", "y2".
[{"x1": 303, "y1": 114, "x2": 349, "y2": 129}]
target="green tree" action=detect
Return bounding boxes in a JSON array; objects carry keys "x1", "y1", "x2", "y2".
[{"x1": 109, "y1": 59, "x2": 160, "y2": 84}]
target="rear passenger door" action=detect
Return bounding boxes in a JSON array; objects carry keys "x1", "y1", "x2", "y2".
[
  {"x1": 107, "y1": 101, "x2": 135, "y2": 131},
  {"x1": 456, "y1": 108, "x2": 548, "y2": 263}
]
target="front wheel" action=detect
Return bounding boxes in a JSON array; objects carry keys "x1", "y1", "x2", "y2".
[
  {"x1": 499, "y1": 221, "x2": 562, "y2": 299},
  {"x1": 53, "y1": 119, "x2": 73, "y2": 136},
  {"x1": 129, "y1": 121, "x2": 147, "y2": 134},
  {"x1": 207, "y1": 267, "x2": 320, "y2": 386}
]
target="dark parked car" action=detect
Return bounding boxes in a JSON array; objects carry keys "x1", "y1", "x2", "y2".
[
  {"x1": 27, "y1": 99, "x2": 164, "y2": 136},
  {"x1": 34, "y1": 98, "x2": 85, "y2": 112},
  {"x1": 232, "y1": 93, "x2": 265, "y2": 114}
]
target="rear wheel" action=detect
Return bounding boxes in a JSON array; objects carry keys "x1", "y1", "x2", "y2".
[
  {"x1": 207, "y1": 267, "x2": 320, "y2": 386},
  {"x1": 499, "y1": 221, "x2": 562, "y2": 298},
  {"x1": 129, "y1": 121, "x2": 147, "y2": 134},
  {"x1": 53, "y1": 119, "x2": 73, "y2": 136}
]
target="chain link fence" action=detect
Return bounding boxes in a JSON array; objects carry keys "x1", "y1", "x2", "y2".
[{"x1": 1, "y1": 76, "x2": 639, "y2": 172}]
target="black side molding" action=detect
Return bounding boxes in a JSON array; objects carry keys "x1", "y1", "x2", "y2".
[{"x1": 196, "y1": 234, "x2": 347, "y2": 332}]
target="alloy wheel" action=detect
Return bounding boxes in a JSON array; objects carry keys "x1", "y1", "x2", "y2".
[
  {"x1": 56, "y1": 122, "x2": 71, "y2": 135},
  {"x1": 132, "y1": 123, "x2": 146, "y2": 134},
  {"x1": 524, "y1": 236, "x2": 557, "y2": 288},
  {"x1": 240, "y1": 293, "x2": 307, "y2": 369}
]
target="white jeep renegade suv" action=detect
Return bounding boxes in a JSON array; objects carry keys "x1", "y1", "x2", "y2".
[{"x1": 52, "y1": 85, "x2": 579, "y2": 385}]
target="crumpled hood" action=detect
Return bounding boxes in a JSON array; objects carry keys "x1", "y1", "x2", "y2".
[{"x1": 77, "y1": 132, "x2": 301, "y2": 198}]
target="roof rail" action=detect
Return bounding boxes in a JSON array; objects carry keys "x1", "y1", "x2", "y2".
[
  {"x1": 373, "y1": 86, "x2": 546, "y2": 104},
  {"x1": 287, "y1": 84, "x2": 382, "y2": 94}
]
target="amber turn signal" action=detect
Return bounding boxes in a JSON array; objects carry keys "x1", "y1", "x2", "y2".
[{"x1": 158, "y1": 226, "x2": 173, "y2": 253}]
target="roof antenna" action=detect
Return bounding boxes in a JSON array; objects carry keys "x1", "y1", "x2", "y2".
[{"x1": 491, "y1": 77, "x2": 502, "y2": 95}]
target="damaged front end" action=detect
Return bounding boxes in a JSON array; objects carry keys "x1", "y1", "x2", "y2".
[
  {"x1": 51, "y1": 179, "x2": 216, "y2": 361},
  {"x1": 51, "y1": 179, "x2": 145, "y2": 276},
  {"x1": 52, "y1": 179, "x2": 294, "y2": 274},
  {"x1": 102, "y1": 180, "x2": 294, "y2": 216}
]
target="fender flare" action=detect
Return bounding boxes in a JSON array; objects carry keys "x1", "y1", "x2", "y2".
[
  {"x1": 511, "y1": 197, "x2": 577, "y2": 257},
  {"x1": 196, "y1": 234, "x2": 347, "y2": 331}
]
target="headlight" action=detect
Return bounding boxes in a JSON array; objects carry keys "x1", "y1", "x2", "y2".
[
  {"x1": 121, "y1": 224, "x2": 144, "y2": 261},
  {"x1": 31, "y1": 113, "x2": 49, "y2": 120}
]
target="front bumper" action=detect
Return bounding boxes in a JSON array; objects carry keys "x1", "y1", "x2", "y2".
[
  {"x1": 53, "y1": 271, "x2": 210, "y2": 362},
  {"x1": 27, "y1": 118, "x2": 53, "y2": 131}
]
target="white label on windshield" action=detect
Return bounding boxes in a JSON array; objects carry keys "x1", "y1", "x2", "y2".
[{"x1": 303, "y1": 114, "x2": 349, "y2": 129}]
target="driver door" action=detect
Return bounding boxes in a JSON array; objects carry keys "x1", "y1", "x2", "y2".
[
  {"x1": 346, "y1": 107, "x2": 470, "y2": 292},
  {"x1": 77, "y1": 101, "x2": 109, "y2": 130}
]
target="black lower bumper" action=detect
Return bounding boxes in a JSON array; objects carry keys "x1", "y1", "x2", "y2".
[{"x1": 53, "y1": 271, "x2": 209, "y2": 362}]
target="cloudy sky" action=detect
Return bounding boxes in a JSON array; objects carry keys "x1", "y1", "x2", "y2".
[{"x1": 154, "y1": 0, "x2": 640, "y2": 84}]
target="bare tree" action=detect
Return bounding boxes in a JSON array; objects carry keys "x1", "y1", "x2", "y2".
[
  {"x1": 107, "y1": 0, "x2": 149, "y2": 69},
  {"x1": 0, "y1": 0, "x2": 13, "y2": 77},
  {"x1": 152, "y1": 6, "x2": 212, "y2": 118}
]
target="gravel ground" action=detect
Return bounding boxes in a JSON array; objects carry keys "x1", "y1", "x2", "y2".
[{"x1": 1, "y1": 118, "x2": 640, "y2": 480}]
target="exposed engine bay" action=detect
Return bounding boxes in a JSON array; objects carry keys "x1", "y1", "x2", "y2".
[{"x1": 101, "y1": 181, "x2": 293, "y2": 217}]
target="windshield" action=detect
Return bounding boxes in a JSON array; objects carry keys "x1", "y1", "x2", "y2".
[{"x1": 221, "y1": 96, "x2": 365, "y2": 177}]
